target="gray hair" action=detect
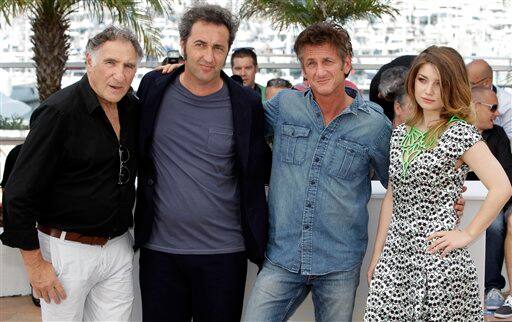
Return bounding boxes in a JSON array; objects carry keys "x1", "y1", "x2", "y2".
[
  {"x1": 179, "y1": 4, "x2": 239, "y2": 48},
  {"x1": 86, "y1": 26, "x2": 143, "y2": 62},
  {"x1": 378, "y1": 66, "x2": 409, "y2": 102}
]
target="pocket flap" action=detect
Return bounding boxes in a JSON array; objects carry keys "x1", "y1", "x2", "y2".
[
  {"x1": 336, "y1": 139, "x2": 367, "y2": 155},
  {"x1": 281, "y1": 124, "x2": 311, "y2": 138}
]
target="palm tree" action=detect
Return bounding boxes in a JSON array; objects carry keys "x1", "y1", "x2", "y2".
[
  {"x1": 239, "y1": 0, "x2": 398, "y2": 30},
  {"x1": 0, "y1": 0, "x2": 173, "y2": 101}
]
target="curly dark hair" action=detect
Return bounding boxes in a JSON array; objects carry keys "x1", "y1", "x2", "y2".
[{"x1": 179, "y1": 4, "x2": 239, "y2": 48}]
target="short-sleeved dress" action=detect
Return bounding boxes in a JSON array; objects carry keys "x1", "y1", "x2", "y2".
[{"x1": 364, "y1": 121, "x2": 483, "y2": 322}]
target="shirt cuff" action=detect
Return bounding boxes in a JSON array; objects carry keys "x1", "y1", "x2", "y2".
[{"x1": 0, "y1": 228, "x2": 40, "y2": 250}]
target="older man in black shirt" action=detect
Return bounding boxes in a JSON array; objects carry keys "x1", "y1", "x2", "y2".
[{"x1": 0, "y1": 26, "x2": 141, "y2": 321}]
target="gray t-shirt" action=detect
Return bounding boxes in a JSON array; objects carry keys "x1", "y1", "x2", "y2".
[{"x1": 145, "y1": 77, "x2": 245, "y2": 254}]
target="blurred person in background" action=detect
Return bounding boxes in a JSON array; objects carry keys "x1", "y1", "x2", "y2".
[
  {"x1": 377, "y1": 66, "x2": 412, "y2": 127},
  {"x1": 231, "y1": 47, "x2": 266, "y2": 101},
  {"x1": 468, "y1": 86, "x2": 512, "y2": 319},
  {"x1": 467, "y1": 59, "x2": 512, "y2": 139},
  {"x1": 265, "y1": 78, "x2": 292, "y2": 101},
  {"x1": 370, "y1": 55, "x2": 416, "y2": 121}
]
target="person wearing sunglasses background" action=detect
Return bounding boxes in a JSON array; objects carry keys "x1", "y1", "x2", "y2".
[
  {"x1": 468, "y1": 86, "x2": 512, "y2": 318},
  {"x1": 467, "y1": 59, "x2": 512, "y2": 140},
  {"x1": 0, "y1": 26, "x2": 140, "y2": 321},
  {"x1": 231, "y1": 47, "x2": 266, "y2": 102}
]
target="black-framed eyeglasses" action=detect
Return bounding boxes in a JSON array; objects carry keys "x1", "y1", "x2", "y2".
[
  {"x1": 266, "y1": 78, "x2": 292, "y2": 88},
  {"x1": 118, "y1": 145, "x2": 130, "y2": 185},
  {"x1": 475, "y1": 101, "x2": 499, "y2": 112}
]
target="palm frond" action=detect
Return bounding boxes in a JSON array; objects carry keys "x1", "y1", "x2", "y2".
[
  {"x1": 0, "y1": 0, "x2": 33, "y2": 24},
  {"x1": 240, "y1": 0, "x2": 398, "y2": 29},
  {"x1": 80, "y1": 0, "x2": 174, "y2": 56}
]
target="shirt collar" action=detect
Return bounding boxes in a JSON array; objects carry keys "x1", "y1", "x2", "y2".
[
  {"x1": 78, "y1": 75, "x2": 102, "y2": 114},
  {"x1": 306, "y1": 86, "x2": 369, "y2": 115},
  {"x1": 78, "y1": 74, "x2": 135, "y2": 114}
]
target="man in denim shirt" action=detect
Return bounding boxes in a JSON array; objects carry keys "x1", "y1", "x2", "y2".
[{"x1": 243, "y1": 23, "x2": 391, "y2": 321}]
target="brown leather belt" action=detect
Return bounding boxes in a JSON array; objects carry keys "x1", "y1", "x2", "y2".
[{"x1": 37, "y1": 225, "x2": 109, "y2": 246}]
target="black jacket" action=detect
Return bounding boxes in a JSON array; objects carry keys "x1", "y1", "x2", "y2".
[{"x1": 134, "y1": 66, "x2": 269, "y2": 265}]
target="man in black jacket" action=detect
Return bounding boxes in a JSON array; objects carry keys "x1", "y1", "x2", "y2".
[
  {"x1": 468, "y1": 86, "x2": 512, "y2": 317},
  {"x1": 135, "y1": 5, "x2": 269, "y2": 322}
]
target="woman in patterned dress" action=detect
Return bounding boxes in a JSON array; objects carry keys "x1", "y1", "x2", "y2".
[{"x1": 364, "y1": 46, "x2": 512, "y2": 321}]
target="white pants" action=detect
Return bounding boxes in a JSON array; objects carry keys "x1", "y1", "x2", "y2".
[{"x1": 38, "y1": 231, "x2": 134, "y2": 322}]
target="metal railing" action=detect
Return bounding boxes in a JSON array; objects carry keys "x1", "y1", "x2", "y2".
[
  {"x1": 1, "y1": 56, "x2": 512, "y2": 178},
  {"x1": 2, "y1": 55, "x2": 512, "y2": 71}
]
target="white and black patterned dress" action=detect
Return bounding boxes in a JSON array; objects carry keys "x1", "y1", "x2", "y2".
[{"x1": 364, "y1": 122, "x2": 483, "y2": 322}]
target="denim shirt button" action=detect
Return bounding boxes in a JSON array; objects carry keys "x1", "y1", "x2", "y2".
[
  {"x1": 321, "y1": 135, "x2": 326, "y2": 140},
  {"x1": 304, "y1": 225, "x2": 310, "y2": 230},
  {"x1": 310, "y1": 180, "x2": 315, "y2": 185},
  {"x1": 306, "y1": 202, "x2": 312, "y2": 208},
  {"x1": 314, "y1": 157, "x2": 320, "y2": 162}
]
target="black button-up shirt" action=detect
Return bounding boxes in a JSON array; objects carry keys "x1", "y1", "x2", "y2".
[{"x1": 0, "y1": 75, "x2": 138, "y2": 250}]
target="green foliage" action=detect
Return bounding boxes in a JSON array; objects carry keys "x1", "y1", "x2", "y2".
[
  {"x1": 0, "y1": 0, "x2": 175, "y2": 57},
  {"x1": 0, "y1": 0, "x2": 176, "y2": 101},
  {"x1": 240, "y1": 0, "x2": 398, "y2": 30},
  {"x1": 0, "y1": 115, "x2": 29, "y2": 130},
  {"x1": 78, "y1": 0, "x2": 175, "y2": 56}
]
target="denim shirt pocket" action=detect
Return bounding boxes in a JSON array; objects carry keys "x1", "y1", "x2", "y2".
[
  {"x1": 329, "y1": 138, "x2": 368, "y2": 180},
  {"x1": 280, "y1": 124, "x2": 311, "y2": 165}
]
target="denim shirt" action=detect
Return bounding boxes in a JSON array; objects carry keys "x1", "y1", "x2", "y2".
[{"x1": 264, "y1": 88, "x2": 391, "y2": 275}]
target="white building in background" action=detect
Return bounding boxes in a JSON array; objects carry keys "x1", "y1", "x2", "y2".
[
  {"x1": 1, "y1": 0, "x2": 511, "y2": 61},
  {"x1": 347, "y1": 0, "x2": 512, "y2": 58},
  {"x1": 0, "y1": 0, "x2": 511, "y2": 89}
]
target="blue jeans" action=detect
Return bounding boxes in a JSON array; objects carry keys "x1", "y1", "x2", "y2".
[
  {"x1": 243, "y1": 260, "x2": 360, "y2": 322},
  {"x1": 485, "y1": 206, "x2": 511, "y2": 292}
]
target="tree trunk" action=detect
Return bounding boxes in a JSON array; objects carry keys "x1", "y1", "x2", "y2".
[{"x1": 30, "y1": 0, "x2": 70, "y2": 102}]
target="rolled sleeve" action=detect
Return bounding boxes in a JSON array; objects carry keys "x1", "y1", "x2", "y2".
[{"x1": 0, "y1": 106, "x2": 66, "y2": 250}]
